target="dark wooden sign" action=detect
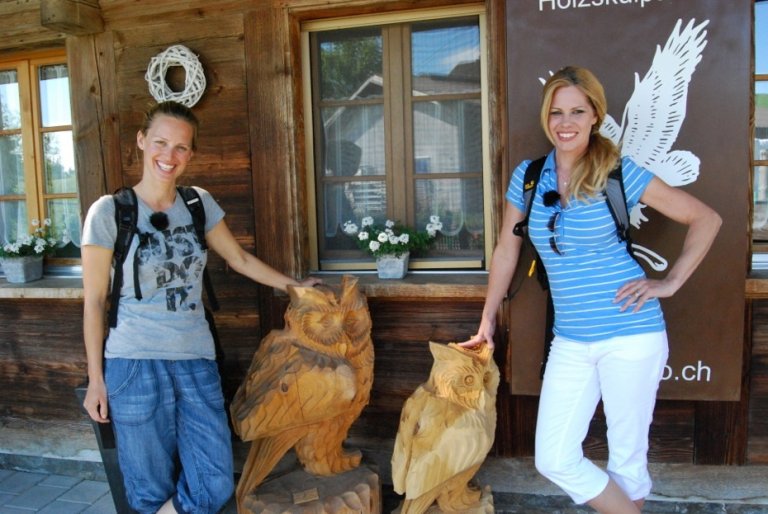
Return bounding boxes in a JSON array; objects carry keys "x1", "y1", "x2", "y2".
[{"x1": 505, "y1": 0, "x2": 751, "y2": 400}]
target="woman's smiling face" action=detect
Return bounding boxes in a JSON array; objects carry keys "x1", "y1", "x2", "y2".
[
  {"x1": 546, "y1": 85, "x2": 598, "y2": 158},
  {"x1": 137, "y1": 114, "x2": 195, "y2": 183}
]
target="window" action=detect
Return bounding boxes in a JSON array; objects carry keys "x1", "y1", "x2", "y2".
[
  {"x1": 754, "y1": 1, "x2": 768, "y2": 243},
  {"x1": 303, "y1": 7, "x2": 489, "y2": 271},
  {"x1": 0, "y1": 51, "x2": 80, "y2": 263}
]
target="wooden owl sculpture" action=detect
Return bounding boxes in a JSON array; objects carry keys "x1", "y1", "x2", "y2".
[
  {"x1": 391, "y1": 341, "x2": 499, "y2": 514},
  {"x1": 229, "y1": 275, "x2": 374, "y2": 509}
]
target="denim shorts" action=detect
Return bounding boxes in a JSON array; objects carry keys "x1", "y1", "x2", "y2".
[{"x1": 106, "y1": 358, "x2": 234, "y2": 514}]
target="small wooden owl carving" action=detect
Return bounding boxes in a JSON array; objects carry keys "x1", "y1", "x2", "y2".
[
  {"x1": 229, "y1": 275, "x2": 374, "y2": 510},
  {"x1": 391, "y1": 341, "x2": 499, "y2": 514}
]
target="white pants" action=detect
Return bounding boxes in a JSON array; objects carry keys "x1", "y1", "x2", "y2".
[{"x1": 534, "y1": 331, "x2": 668, "y2": 504}]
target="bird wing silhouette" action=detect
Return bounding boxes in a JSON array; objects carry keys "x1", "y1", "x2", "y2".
[{"x1": 619, "y1": 18, "x2": 708, "y2": 187}]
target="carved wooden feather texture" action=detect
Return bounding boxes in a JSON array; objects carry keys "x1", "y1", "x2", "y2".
[
  {"x1": 230, "y1": 275, "x2": 374, "y2": 511},
  {"x1": 391, "y1": 341, "x2": 499, "y2": 514}
]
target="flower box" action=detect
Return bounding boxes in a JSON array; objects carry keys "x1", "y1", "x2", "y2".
[{"x1": 1, "y1": 255, "x2": 44, "y2": 283}]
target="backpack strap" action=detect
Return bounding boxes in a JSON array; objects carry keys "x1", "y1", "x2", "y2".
[
  {"x1": 177, "y1": 186, "x2": 224, "y2": 364},
  {"x1": 511, "y1": 156, "x2": 549, "y2": 291},
  {"x1": 512, "y1": 156, "x2": 547, "y2": 241},
  {"x1": 604, "y1": 162, "x2": 636, "y2": 260},
  {"x1": 108, "y1": 187, "x2": 138, "y2": 328},
  {"x1": 177, "y1": 186, "x2": 219, "y2": 311},
  {"x1": 177, "y1": 186, "x2": 208, "y2": 251}
]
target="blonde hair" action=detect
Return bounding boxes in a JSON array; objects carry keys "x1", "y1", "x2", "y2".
[{"x1": 540, "y1": 66, "x2": 619, "y2": 201}]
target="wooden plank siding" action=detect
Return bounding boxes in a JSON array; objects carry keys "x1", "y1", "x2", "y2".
[
  {"x1": 0, "y1": 0, "x2": 66, "y2": 51},
  {"x1": 0, "y1": 0, "x2": 764, "y2": 468},
  {"x1": 749, "y1": 300, "x2": 768, "y2": 464},
  {"x1": 0, "y1": 299, "x2": 85, "y2": 420}
]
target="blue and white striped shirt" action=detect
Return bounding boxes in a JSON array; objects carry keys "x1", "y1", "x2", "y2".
[{"x1": 506, "y1": 151, "x2": 665, "y2": 342}]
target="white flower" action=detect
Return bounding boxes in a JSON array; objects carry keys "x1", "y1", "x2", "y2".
[
  {"x1": 0, "y1": 218, "x2": 61, "y2": 258},
  {"x1": 341, "y1": 213, "x2": 441, "y2": 259},
  {"x1": 426, "y1": 216, "x2": 443, "y2": 237}
]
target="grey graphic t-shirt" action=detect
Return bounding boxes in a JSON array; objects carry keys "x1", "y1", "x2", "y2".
[{"x1": 82, "y1": 187, "x2": 225, "y2": 360}]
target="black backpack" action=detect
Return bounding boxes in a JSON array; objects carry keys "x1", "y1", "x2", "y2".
[
  {"x1": 510, "y1": 156, "x2": 634, "y2": 376},
  {"x1": 108, "y1": 186, "x2": 222, "y2": 358}
]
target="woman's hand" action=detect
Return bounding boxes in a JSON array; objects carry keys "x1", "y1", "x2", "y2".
[
  {"x1": 298, "y1": 277, "x2": 323, "y2": 287},
  {"x1": 458, "y1": 318, "x2": 497, "y2": 350},
  {"x1": 83, "y1": 379, "x2": 110, "y2": 424},
  {"x1": 614, "y1": 277, "x2": 677, "y2": 313}
]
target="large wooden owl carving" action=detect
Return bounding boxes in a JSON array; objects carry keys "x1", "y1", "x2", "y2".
[
  {"x1": 391, "y1": 341, "x2": 499, "y2": 514},
  {"x1": 229, "y1": 275, "x2": 374, "y2": 509}
]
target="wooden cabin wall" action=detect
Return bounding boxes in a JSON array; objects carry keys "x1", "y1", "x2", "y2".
[
  {"x1": 0, "y1": 299, "x2": 84, "y2": 421},
  {"x1": 0, "y1": 0, "x2": 65, "y2": 50},
  {"x1": 0, "y1": 0, "x2": 765, "y2": 468},
  {"x1": 749, "y1": 300, "x2": 768, "y2": 463}
]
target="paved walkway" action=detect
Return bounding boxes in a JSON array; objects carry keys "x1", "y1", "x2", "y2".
[
  {"x1": 0, "y1": 468, "x2": 237, "y2": 514},
  {"x1": 0, "y1": 468, "x2": 115, "y2": 513},
  {"x1": 2, "y1": 457, "x2": 768, "y2": 513}
]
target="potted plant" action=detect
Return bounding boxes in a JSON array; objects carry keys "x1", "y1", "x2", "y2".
[
  {"x1": 0, "y1": 218, "x2": 62, "y2": 283},
  {"x1": 342, "y1": 215, "x2": 443, "y2": 279}
]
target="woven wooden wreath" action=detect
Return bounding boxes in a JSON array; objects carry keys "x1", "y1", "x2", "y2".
[{"x1": 145, "y1": 44, "x2": 206, "y2": 107}]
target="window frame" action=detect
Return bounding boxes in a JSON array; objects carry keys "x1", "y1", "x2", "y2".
[
  {"x1": 755, "y1": 71, "x2": 768, "y2": 248},
  {"x1": 753, "y1": 0, "x2": 768, "y2": 255},
  {"x1": 301, "y1": 6, "x2": 493, "y2": 272},
  {"x1": 0, "y1": 49, "x2": 79, "y2": 265}
]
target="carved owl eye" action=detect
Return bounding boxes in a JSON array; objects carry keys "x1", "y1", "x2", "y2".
[
  {"x1": 464, "y1": 375, "x2": 475, "y2": 387},
  {"x1": 301, "y1": 310, "x2": 344, "y2": 344}
]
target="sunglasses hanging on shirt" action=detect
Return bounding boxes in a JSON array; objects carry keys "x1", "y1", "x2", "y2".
[{"x1": 543, "y1": 190, "x2": 564, "y2": 255}]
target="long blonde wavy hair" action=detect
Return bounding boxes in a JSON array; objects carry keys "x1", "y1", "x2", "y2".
[{"x1": 539, "y1": 66, "x2": 620, "y2": 201}]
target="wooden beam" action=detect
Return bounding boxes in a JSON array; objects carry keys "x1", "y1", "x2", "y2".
[
  {"x1": 40, "y1": 0, "x2": 104, "y2": 35},
  {"x1": 67, "y1": 32, "x2": 121, "y2": 213}
]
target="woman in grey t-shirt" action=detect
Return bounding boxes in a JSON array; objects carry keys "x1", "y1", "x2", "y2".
[{"x1": 81, "y1": 101, "x2": 320, "y2": 514}]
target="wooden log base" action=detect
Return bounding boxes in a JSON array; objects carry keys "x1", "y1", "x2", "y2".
[
  {"x1": 242, "y1": 464, "x2": 381, "y2": 514},
  {"x1": 392, "y1": 486, "x2": 494, "y2": 514}
]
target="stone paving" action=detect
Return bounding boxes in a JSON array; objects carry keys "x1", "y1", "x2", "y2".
[
  {"x1": 0, "y1": 469, "x2": 115, "y2": 513},
  {"x1": 2, "y1": 459, "x2": 768, "y2": 513}
]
